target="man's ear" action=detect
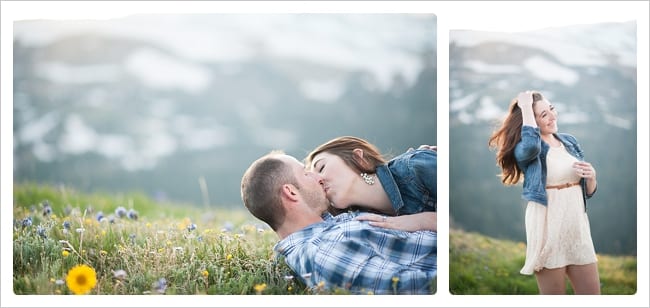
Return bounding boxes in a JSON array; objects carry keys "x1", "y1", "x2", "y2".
[{"x1": 281, "y1": 184, "x2": 300, "y2": 203}]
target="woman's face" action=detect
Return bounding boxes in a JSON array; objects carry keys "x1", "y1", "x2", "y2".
[
  {"x1": 310, "y1": 152, "x2": 358, "y2": 209},
  {"x1": 533, "y1": 98, "x2": 558, "y2": 135}
]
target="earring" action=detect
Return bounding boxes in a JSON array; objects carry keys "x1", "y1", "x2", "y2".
[{"x1": 360, "y1": 173, "x2": 375, "y2": 185}]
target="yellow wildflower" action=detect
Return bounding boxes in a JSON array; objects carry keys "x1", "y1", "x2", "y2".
[
  {"x1": 254, "y1": 283, "x2": 267, "y2": 294},
  {"x1": 62, "y1": 250, "x2": 70, "y2": 257},
  {"x1": 65, "y1": 264, "x2": 97, "y2": 295}
]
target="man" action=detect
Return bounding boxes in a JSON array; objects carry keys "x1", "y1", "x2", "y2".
[{"x1": 240, "y1": 151, "x2": 436, "y2": 294}]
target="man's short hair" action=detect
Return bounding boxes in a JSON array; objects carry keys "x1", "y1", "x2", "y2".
[{"x1": 240, "y1": 151, "x2": 296, "y2": 231}]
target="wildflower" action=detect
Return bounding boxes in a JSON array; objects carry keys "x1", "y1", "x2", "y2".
[
  {"x1": 75, "y1": 228, "x2": 85, "y2": 233},
  {"x1": 115, "y1": 206, "x2": 127, "y2": 218},
  {"x1": 127, "y1": 209, "x2": 138, "y2": 220},
  {"x1": 196, "y1": 235, "x2": 203, "y2": 242},
  {"x1": 253, "y1": 283, "x2": 267, "y2": 294},
  {"x1": 221, "y1": 222, "x2": 234, "y2": 232},
  {"x1": 42, "y1": 201, "x2": 52, "y2": 216},
  {"x1": 96, "y1": 212, "x2": 104, "y2": 222},
  {"x1": 187, "y1": 223, "x2": 197, "y2": 232},
  {"x1": 55, "y1": 279, "x2": 65, "y2": 286},
  {"x1": 100, "y1": 250, "x2": 108, "y2": 256},
  {"x1": 226, "y1": 254, "x2": 233, "y2": 261},
  {"x1": 153, "y1": 278, "x2": 167, "y2": 294},
  {"x1": 22, "y1": 217, "x2": 32, "y2": 228},
  {"x1": 146, "y1": 222, "x2": 152, "y2": 228},
  {"x1": 201, "y1": 270, "x2": 209, "y2": 279},
  {"x1": 36, "y1": 225, "x2": 47, "y2": 239},
  {"x1": 65, "y1": 264, "x2": 97, "y2": 295},
  {"x1": 62, "y1": 250, "x2": 70, "y2": 257},
  {"x1": 129, "y1": 233, "x2": 136, "y2": 244},
  {"x1": 107, "y1": 215, "x2": 116, "y2": 224},
  {"x1": 392, "y1": 277, "x2": 399, "y2": 284},
  {"x1": 112, "y1": 269, "x2": 127, "y2": 281},
  {"x1": 62, "y1": 221, "x2": 71, "y2": 230},
  {"x1": 288, "y1": 286, "x2": 293, "y2": 291}
]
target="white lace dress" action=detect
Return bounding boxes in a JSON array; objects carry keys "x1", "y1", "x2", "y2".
[{"x1": 520, "y1": 143, "x2": 598, "y2": 275}]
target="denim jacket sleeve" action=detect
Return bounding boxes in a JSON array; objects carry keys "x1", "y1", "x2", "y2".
[
  {"x1": 514, "y1": 125, "x2": 542, "y2": 168},
  {"x1": 383, "y1": 149, "x2": 437, "y2": 214},
  {"x1": 412, "y1": 150, "x2": 437, "y2": 207}
]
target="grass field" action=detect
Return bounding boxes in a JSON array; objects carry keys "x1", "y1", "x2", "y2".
[
  {"x1": 12, "y1": 182, "x2": 317, "y2": 295},
  {"x1": 450, "y1": 228, "x2": 637, "y2": 294}
]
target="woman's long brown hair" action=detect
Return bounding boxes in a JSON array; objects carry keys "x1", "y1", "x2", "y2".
[{"x1": 488, "y1": 92, "x2": 544, "y2": 185}]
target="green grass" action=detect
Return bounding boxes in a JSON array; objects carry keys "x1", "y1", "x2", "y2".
[
  {"x1": 13, "y1": 182, "x2": 437, "y2": 295},
  {"x1": 450, "y1": 228, "x2": 637, "y2": 295},
  {"x1": 12, "y1": 182, "x2": 314, "y2": 295}
]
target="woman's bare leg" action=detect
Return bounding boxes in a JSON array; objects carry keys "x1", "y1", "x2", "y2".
[
  {"x1": 535, "y1": 267, "x2": 567, "y2": 294},
  {"x1": 566, "y1": 263, "x2": 601, "y2": 295}
]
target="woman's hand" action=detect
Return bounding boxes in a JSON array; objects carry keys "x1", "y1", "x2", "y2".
[
  {"x1": 516, "y1": 90, "x2": 537, "y2": 127},
  {"x1": 573, "y1": 161, "x2": 596, "y2": 179},
  {"x1": 516, "y1": 91, "x2": 534, "y2": 109},
  {"x1": 573, "y1": 161, "x2": 598, "y2": 195},
  {"x1": 355, "y1": 212, "x2": 436, "y2": 232},
  {"x1": 409, "y1": 145, "x2": 437, "y2": 152}
]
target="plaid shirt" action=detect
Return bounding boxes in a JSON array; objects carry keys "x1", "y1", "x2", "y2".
[{"x1": 274, "y1": 211, "x2": 437, "y2": 294}]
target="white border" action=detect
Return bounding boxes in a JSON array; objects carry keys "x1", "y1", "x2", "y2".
[{"x1": 2, "y1": 1, "x2": 648, "y2": 307}]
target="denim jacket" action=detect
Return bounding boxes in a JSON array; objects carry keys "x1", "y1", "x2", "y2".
[
  {"x1": 514, "y1": 125, "x2": 596, "y2": 210},
  {"x1": 376, "y1": 149, "x2": 437, "y2": 215}
]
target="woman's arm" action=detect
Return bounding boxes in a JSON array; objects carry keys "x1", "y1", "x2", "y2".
[
  {"x1": 517, "y1": 91, "x2": 537, "y2": 128},
  {"x1": 355, "y1": 212, "x2": 436, "y2": 232}
]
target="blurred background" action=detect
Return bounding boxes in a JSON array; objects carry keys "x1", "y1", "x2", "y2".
[
  {"x1": 13, "y1": 14, "x2": 437, "y2": 208},
  {"x1": 449, "y1": 21, "x2": 637, "y2": 256}
]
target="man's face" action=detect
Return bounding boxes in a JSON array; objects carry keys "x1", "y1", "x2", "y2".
[{"x1": 277, "y1": 154, "x2": 330, "y2": 214}]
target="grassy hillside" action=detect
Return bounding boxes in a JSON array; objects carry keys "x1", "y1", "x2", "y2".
[
  {"x1": 11, "y1": 182, "x2": 434, "y2": 295},
  {"x1": 11, "y1": 183, "x2": 309, "y2": 295},
  {"x1": 450, "y1": 229, "x2": 637, "y2": 294}
]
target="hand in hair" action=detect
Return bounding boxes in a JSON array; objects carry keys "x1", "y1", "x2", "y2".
[{"x1": 516, "y1": 91, "x2": 534, "y2": 109}]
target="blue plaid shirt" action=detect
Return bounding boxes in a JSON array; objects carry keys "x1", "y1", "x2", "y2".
[{"x1": 274, "y1": 211, "x2": 437, "y2": 294}]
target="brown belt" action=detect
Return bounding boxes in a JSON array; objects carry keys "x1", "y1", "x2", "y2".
[{"x1": 546, "y1": 181, "x2": 580, "y2": 190}]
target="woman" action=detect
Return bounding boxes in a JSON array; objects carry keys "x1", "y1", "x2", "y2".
[
  {"x1": 488, "y1": 90, "x2": 600, "y2": 294},
  {"x1": 304, "y1": 136, "x2": 436, "y2": 232}
]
